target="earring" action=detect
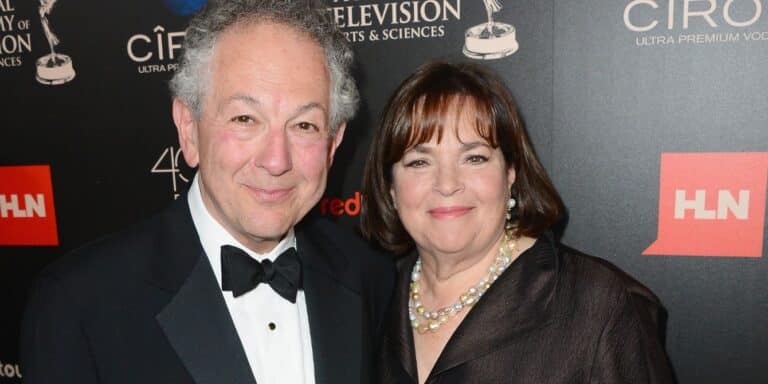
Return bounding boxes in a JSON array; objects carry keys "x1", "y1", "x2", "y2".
[{"x1": 506, "y1": 197, "x2": 516, "y2": 229}]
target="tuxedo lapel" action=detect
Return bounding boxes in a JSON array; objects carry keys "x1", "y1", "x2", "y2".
[
  {"x1": 148, "y1": 197, "x2": 256, "y2": 384},
  {"x1": 297, "y1": 227, "x2": 362, "y2": 384},
  {"x1": 157, "y1": 254, "x2": 256, "y2": 384}
]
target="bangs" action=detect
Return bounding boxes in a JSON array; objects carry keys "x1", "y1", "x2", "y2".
[{"x1": 390, "y1": 93, "x2": 499, "y2": 162}]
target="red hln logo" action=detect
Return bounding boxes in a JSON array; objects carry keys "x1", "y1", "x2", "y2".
[
  {"x1": 644, "y1": 152, "x2": 768, "y2": 257},
  {"x1": 0, "y1": 165, "x2": 59, "y2": 246}
]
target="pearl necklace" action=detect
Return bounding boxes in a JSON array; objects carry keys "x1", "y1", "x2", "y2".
[{"x1": 408, "y1": 234, "x2": 518, "y2": 334}]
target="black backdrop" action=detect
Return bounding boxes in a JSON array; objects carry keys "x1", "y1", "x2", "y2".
[{"x1": 1, "y1": 0, "x2": 767, "y2": 383}]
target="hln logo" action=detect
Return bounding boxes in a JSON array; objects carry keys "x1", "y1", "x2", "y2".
[
  {"x1": 644, "y1": 152, "x2": 768, "y2": 257},
  {"x1": 0, "y1": 165, "x2": 59, "y2": 246},
  {"x1": 0, "y1": 193, "x2": 48, "y2": 218},
  {"x1": 673, "y1": 189, "x2": 749, "y2": 220}
]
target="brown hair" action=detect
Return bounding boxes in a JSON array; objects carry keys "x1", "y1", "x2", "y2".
[{"x1": 361, "y1": 62, "x2": 564, "y2": 255}]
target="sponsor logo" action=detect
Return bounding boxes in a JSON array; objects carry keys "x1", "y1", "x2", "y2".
[
  {"x1": 329, "y1": 0, "x2": 460, "y2": 43},
  {"x1": 0, "y1": 361, "x2": 22, "y2": 379},
  {"x1": 126, "y1": 25, "x2": 185, "y2": 74},
  {"x1": 462, "y1": 0, "x2": 518, "y2": 59},
  {"x1": 151, "y1": 146, "x2": 192, "y2": 200},
  {"x1": 329, "y1": 0, "x2": 517, "y2": 59},
  {"x1": 0, "y1": 1, "x2": 33, "y2": 69},
  {"x1": 644, "y1": 152, "x2": 768, "y2": 257},
  {"x1": 163, "y1": 0, "x2": 206, "y2": 16},
  {"x1": 0, "y1": 0, "x2": 78, "y2": 83},
  {"x1": 0, "y1": 165, "x2": 59, "y2": 246},
  {"x1": 318, "y1": 191, "x2": 362, "y2": 216},
  {"x1": 624, "y1": 0, "x2": 768, "y2": 47}
]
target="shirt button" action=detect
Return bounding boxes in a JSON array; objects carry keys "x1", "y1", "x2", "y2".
[{"x1": 268, "y1": 322, "x2": 277, "y2": 331}]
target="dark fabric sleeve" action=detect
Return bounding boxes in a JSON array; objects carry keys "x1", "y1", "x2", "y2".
[
  {"x1": 20, "y1": 275, "x2": 100, "y2": 384},
  {"x1": 588, "y1": 288, "x2": 675, "y2": 384}
]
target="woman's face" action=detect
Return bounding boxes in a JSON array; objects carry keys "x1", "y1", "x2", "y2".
[{"x1": 390, "y1": 106, "x2": 515, "y2": 259}]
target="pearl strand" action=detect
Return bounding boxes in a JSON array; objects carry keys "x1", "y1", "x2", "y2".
[{"x1": 408, "y1": 234, "x2": 517, "y2": 334}]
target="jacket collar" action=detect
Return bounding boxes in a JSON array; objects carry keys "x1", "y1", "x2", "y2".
[
  {"x1": 148, "y1": 196, "x2": 362, "y2": 384},
  {"x1": 391, "y1": 233, "x2": 560, "y2": 382}
]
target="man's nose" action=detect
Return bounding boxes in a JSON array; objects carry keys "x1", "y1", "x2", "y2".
[{"x1": 254, "y1": 128, "x2": 292, "y2": 176}]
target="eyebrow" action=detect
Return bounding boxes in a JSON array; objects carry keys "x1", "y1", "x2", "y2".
[
  {"x1": 288, "y1": 102, "x2": 327, "y2": 121},
  {"x1": 219, "y1": 94, "x2": 259, "y2": 113},
  {"x1": 411, "y1": 141, "x2": 489, "y2": 153},
  {"x1": 221, "y1": 95, "x2": 327, "y2": 119}
]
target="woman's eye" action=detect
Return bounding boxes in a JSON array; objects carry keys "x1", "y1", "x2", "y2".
[
  {"x1": 231, "y1": 115, "x2": 253, "y2": 124},
  {"x1": 466, "y1": 155, "x2": 489, "y2": 164},
  {"x1": 404, "y1": 159, "x2": 428, "y2": 168}
]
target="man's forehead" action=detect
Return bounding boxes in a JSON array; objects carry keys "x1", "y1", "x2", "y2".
[{"x1": 203, "y1": 21, "x2": 331, "y2": 114}]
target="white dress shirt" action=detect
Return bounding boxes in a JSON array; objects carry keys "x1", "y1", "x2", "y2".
[{"x1": 188, "y1": 174, "x2": 315, "y2": 384}]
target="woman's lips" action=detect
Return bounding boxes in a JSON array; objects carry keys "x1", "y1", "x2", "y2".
[{"x1": 427, "y1": 206, "x2": 473, "y2": 219}]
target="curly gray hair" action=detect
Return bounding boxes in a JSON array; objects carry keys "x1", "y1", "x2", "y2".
[{"x1": 169, "y1": 0, "x2": 359, "y2": 134}]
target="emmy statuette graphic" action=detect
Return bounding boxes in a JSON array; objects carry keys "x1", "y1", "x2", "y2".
[
  {"x1": 36, "y1": 0, "x2": 76, "y2": 85},
  {"x1": 463, "y1": 0, "x2": 518, "y2": 60}
]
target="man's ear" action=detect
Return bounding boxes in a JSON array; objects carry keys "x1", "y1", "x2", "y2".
[
  {"x1": 327, "y1": 123, "x2": 346, "y2": 165},
  {"x1": 172, "y1": 98, "x2": 200, "y2": 167}
]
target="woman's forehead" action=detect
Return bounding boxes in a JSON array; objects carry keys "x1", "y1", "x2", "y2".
[{"x1": 404, "y1": 96, "x2": 494, "y2": 147}]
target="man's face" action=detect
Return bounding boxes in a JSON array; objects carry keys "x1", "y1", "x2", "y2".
[{"x1": 174, "y1": 21, "x2": 344, "y2": 253}]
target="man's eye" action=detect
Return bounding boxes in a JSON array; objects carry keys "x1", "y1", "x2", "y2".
[
  {"x1": 297, "y1": 122, "x2": 319, "y2": 131},
  {"x1": 231, "y1": 115, "x2": 253, "y2": 123},
  {"x1": 466, "y1": 155, "x2": 489, "y2": 164}
]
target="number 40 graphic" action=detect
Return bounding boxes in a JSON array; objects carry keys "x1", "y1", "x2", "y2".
[{"x1": 151, "y1": 146, "x2": 190, "y2": 199}]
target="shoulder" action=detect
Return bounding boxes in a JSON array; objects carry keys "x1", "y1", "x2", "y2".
[
  {"x1": 298, "y1": 217, "x2": 394, "y2": 275},
  {"x1": 30, "y1": 200, "x2": 193, "y2": 305},
  {"x1": 558, "y1": 244, "x2": 659, "y2": 300},
  {"x1": 297, "y1": 217, "x2": 396, "y2": 316},
  {"x1": 554, "y1": 243, "x2": 665, "y2": 327}
]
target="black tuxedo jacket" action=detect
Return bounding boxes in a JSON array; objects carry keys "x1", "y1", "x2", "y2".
[
  {"x1": 378, "y1": 234, "x2": 674, "y2": 384},
  {"x1": 21, "y1": 196, "x2": 395, "y2": 384}
]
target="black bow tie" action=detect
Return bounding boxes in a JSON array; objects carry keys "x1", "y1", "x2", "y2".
[{"x1": 220, "y1": 245, "x2": 302, "y2": 303}]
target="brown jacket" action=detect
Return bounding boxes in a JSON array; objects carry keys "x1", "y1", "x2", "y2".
[{"x1": 378, "y1": 234, "x2": 674, "y2": 384}]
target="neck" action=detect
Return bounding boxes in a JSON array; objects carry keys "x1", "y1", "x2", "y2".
[{"x1": 416, "y1": 233, "x2": 506, "y2": 308}]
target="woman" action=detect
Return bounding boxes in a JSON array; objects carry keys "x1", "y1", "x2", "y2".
[{"x1": 361, "y1": 62, "x2": 673, "y2": 384}]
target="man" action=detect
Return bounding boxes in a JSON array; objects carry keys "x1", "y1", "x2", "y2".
[{"x1": 20, "y1": 1, "x2": 394, "y2": 383}]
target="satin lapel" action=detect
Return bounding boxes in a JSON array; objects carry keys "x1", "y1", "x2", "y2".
[
  {"x1": 156, "y1": 253, "x2": 256, "y2": 384},
  {"x1": 149, "y1": 197, "x2": 254, "y2": 384},
  {"x1": 297, "y1": 229, "x2": 362, "y2": 384},
  {"x1": 429, "y1": 236, "x2": 559, "y2": 378}
]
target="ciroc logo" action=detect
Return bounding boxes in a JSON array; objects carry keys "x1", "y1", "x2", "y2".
[
  {"x1": 644, "y1": 152, "x2": 768, "y2": 257},
  {"x1": 126, "y1": 26, "x2": 185, "y2": 74},
  {"x1": 0, "y1": 165, "x2": 58, "y2": 246},
  {"x1": 623, "y1": 0, "x2": 768, "y2": 46}
]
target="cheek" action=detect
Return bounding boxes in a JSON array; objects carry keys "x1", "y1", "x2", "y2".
[
  {"x1": 204, "y1": 130, "x2": 258, "y2": 171},
  {"x1": 392, "y1": 173, "x2": 427, "y2": 209},
  {"x1": 294, "y1": 142, "x2": 331, "y2": 179},
  {"x1": 474, "y1": 168, "x2": 510, "y2": 205}
]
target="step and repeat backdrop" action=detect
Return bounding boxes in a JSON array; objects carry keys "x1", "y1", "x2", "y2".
[{"x1": 1, "y1": 0, "x2": 766, "y2": 382}]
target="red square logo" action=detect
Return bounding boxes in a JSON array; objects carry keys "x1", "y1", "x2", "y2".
[
  {"x1": 644, "y1": 153, "x2": 768, "y2": 257},
  {"x1": 0, "y1": 165, "x2": 59, "y2": 246}
]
